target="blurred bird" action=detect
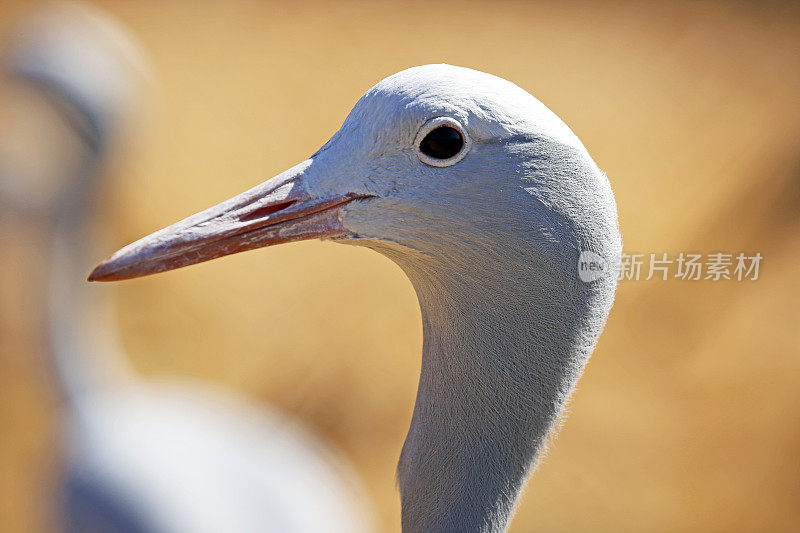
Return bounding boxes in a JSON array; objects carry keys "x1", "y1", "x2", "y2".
[
  {"x1": 1, "y1": 6, "x2": 371, "y2": 533},
  {"x1": 91, "y1": 63, "x2": 622, "y2": 532}
]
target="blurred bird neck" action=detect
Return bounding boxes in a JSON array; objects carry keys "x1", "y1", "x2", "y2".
[
  {"x1": 45, "y1": 157, "x2": 129, "y2": 405},
  {"x1": 396, "y1": 263, "x2": 594, "y2": 533}
]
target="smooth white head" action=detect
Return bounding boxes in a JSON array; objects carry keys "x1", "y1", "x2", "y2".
[{"x1": 92, "y1": 64, "x2": 621, "y2": 532}]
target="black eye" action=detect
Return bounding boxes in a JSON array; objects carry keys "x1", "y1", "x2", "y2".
[{"x1": 419, "y1": 126, "x2": 464, "y2": 160}]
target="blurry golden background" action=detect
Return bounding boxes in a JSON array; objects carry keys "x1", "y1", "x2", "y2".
[{"x1": 1, "y1": 1, "x2": 799, "y2": 531}]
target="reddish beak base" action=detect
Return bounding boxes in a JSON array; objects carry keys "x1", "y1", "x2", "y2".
[{"x1": 88, "y1": 166, "x2": 368, "y2": 281}]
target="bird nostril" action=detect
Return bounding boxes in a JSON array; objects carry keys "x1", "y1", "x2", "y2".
[{"x1": 239, "y1": 200, "x2": 297, "y2": 222}]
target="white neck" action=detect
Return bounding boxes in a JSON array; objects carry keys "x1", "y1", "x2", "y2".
[{"x1": 386, "y1": 250, "x2": 612, "y2": 533}]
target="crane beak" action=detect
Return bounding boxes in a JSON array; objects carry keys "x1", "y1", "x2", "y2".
[{"x1": 88, "y1": 160, "x2": 368, "y2": 281}]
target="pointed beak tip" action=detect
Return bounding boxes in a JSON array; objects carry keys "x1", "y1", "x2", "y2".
[
  {"x1": 86, "y1": 265, "x2": 108, "y2": 282},
  {"x1": 87, "y1": 259, "x2": 122, "y2": 282}
]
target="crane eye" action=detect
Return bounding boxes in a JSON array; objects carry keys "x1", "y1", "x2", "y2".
[
  {"x1": 414, "y1": 117, "x2": 471, "y2": 167},
  {"x1": 420, "y1": 126, "x2": 463, "y2": 159}
]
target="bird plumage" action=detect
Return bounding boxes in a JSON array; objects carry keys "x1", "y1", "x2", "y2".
[{"x1": 92, "y1": 63, "x2": 621, "y2": 532}]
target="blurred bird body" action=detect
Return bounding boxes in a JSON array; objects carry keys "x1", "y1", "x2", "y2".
[
  {"x1": 3, "y1": 6, "x2": 370, "y2": 533},
  {"x1": 93, "y1": 64, "x2": 621, "y2": 532},
  {"x1": 65, "y1": 380, "x2": 369, "y2": 533}
]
